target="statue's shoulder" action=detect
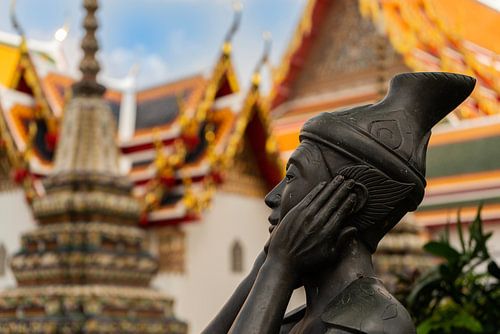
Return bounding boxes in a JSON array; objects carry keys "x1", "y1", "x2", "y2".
[
  {"x1": 321, "y1": 277, "x2": 415, "y2": 334},
  {"x1": 279, "y1": 305, "x2": 306, "y2": 334}
]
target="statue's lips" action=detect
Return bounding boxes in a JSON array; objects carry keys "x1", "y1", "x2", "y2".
[
  {"x1": 268, "y1": 225, "x2": 276, "y2": 233},
  {"x1": 268, "y1": 216, "x2": 279, "y2": 226}
]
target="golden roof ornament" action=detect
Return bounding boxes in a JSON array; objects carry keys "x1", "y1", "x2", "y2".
[
  {"x1": 251, "y1": 31, "x2": 272, "y2": 87},
  {"x1": 222, "y1": 0, "x2": 242, "y2": 56},
  {"x1": 9, "y1": 0, "x2": 25, "y2": 39}
]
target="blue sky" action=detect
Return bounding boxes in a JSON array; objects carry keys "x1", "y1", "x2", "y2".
[{"x1": 0, "y1": 0, "x2": 307, "y2": 89}]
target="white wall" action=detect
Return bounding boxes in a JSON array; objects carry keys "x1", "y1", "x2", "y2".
[
  {"x1": 152, "y1": 191, "x2": 305, "y2": 334},
  {"x1": 0, "y1": 190, "x2": 36, "y2": 289}
]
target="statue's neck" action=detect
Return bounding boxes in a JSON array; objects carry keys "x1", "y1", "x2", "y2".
[{"x1": 302, "y1": 237, "x2": 375, "y2": 313}]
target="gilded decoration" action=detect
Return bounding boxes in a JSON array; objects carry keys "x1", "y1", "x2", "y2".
[{"x1": 222, "y1": 135, "x2": 270, "y2": 198}]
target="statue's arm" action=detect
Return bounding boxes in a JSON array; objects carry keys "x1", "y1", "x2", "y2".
[
  {"x1": 228, "y1": 257, "x2": 296, "y2": 334},
  {"x1": 229, "y1": 179, "x2": 357, "y2": 334},
  {"x1": 201, "y1": 251, "x2": 267, "y2": 334}
]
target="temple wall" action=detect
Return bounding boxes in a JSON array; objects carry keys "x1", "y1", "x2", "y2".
[
  {"x1": 0, "y1": 190, "x2": 35, "y2": 289},
  {"x1": 152, "y1": 191, "x2": 305, "y2": 334}
]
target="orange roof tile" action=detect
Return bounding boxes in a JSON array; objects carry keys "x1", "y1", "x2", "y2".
[
  {"x1": 361, "y1": 0, "x2": 500, "y2": 118},
  {"x1": 427, "y1": 0, "x2": 500, "y2": 53}
]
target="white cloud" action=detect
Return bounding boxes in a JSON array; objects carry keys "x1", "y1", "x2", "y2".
[
  {"x1": 58, "y1": 38, "x2": 171, "y2": 88},
  {"x1": 101, "y1": 46, "x2": 170, "y2": 87},
  {"x1": 168, "y1": 29, "x2": 199, "y2": 57}
]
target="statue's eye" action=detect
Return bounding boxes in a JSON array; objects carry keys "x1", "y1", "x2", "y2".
[
  {"x1": 285, "y1": 164, "x2": 298, "y2": 183},
  {"x1": 285, "y1": 173, "x2": 295, "y2": 183}
]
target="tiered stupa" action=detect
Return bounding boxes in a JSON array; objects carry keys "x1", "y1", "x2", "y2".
[{"x1": 0, "y1": 1, "x2": 187, "y2": 333}]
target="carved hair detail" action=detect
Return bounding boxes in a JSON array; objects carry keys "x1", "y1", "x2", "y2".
[{"x1": 338, "y1": 165, "x2": 415, "y2": 230}]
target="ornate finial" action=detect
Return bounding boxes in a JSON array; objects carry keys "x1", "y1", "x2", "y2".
[
  {"x1": 222, "y1": 1, "x2": 243, "y2": 55},
  {"x1": 251, "y1": 32, "x2": 272, "y2": 86},
  {"x1": 73, "y1": 0, "x2": 105, "y2": 96},
  {"x1": 10, "y1": 0, "x2": 24, "y2": 37},
  {"x1": 10, "y1": 0, "x2": 26, "y2": 49}
]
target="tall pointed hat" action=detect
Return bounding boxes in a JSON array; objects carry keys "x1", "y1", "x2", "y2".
[{"x1": 300, "y1": 72, "x2": 475, "y2": 250}]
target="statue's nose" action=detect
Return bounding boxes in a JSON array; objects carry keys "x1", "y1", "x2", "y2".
[
  {"x1": 264, "y1": 192, "x2": 281, "y2": 209},
  {"x1": 264, "y1": 180, "x2": 284, "y2": 209}
]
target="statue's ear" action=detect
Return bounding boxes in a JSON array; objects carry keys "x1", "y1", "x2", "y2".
[
  {"x1": 352, "y1": 182, "x2": 368, "y2": 213},
  {"x1": 338, "y1": 165, "x2": 415, "y2": 231},
  {"x1": 329, "y1": 226, "x2": 358, "y2": 263}
]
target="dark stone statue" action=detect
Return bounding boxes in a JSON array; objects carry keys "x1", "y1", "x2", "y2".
[{"x1": 203, "y1": 72, "x2": 475, "y2": 334}]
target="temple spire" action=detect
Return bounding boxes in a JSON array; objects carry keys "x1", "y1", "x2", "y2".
[
  {"x1": 221, "y1": 1, "x2": 242, "y2": 56},
  {"x1": 251, "y1": 32, "x2": 272, "y2": 87},
  {"x1": 73, "y1": 0, "x2": 106, "y2": 96},
  {"x1": 9, "y1": 0, "x2": 25, "y2": 37}
]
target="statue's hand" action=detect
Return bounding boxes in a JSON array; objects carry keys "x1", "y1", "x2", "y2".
[
  {"x1": 250, "y1": 250, "x2": 267, "y2": 274},
  {"x1": 267, "y1": 175, "x2": 357, "y2": 275}
]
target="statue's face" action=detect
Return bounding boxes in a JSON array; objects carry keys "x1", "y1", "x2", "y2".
[{"x1": 264, "y1": 140, "x2": 330, "y2": 233}]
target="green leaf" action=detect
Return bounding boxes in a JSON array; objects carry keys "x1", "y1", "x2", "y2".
[
  {"x1": 468, "y1": 205, "x2": 482, "y2": 250},
  {"x1": 438, "y1": 263, "x2": 457, "y2": 282},
  {"x1": 416, "y1": 319, "x2": 434, "y2": 334},
  {"x1": 417, "y1": 303, "x2": 483, "y2": 334},
  {"x1": 450, "y1": 309, "x2": 483, "y2": 333},
  {"x1": 488, "y1": 261, "x2": 500, "y2": 280},
  {"x1": 408, "y1": 206, "x2": 498, "y2": 333},
  {"x1": 407, "y1": 267, "x2": 441, "y2": 306},
  {"x1": 441, "y1": 221, "x2": 451, "y2": 243},
  {"x1": 456, "y1": 209, "x2": 466, "y2": 253},
  {"x1": 469, "y1": 208, "x2": 492, "y2": 260},
  {"x1": 424, "y1": 241, "x2": 460, "y2": 263}
]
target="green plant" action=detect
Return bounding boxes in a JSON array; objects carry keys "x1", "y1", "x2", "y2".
[{"x1": 405, "y1": 207, "x2": 500, "y2": 334}]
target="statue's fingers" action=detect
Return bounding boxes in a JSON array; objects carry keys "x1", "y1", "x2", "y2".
[
  {"x1": 320, "y1": 193, "x2": 357, "y2": 237},
  {"x1": 304, "y1": 218, "x2": 320, "y2": 235},
  {"x1": 263, "y1": 228, "x2": 276, "y2": 254},
  {"x1": 291, "y1": 233, "x2": 315, "y2": 255},
  {"x1": 312, "y1": 179, "x2": 355, "y2": 223},
  {"x1": 304, "y1": 179, "x2": 353, "y2": 236},
  {"x1": 280, "y1": 182, "x2": 326, "y2": 226},
  {"x1": 305, "y1": 175, "x2": 344, "y2": 216},
  {"x1": 296, "y1": 180, "x2": 328, "y2": 211}
]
